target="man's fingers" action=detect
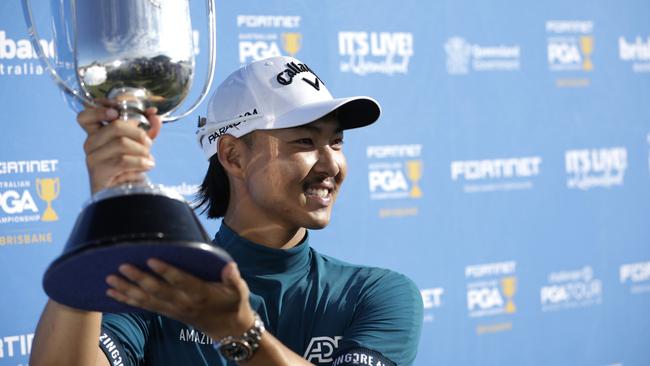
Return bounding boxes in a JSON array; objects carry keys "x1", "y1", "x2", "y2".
[
  {"x1": 222, "y1": 262, "x2": 249, "y2": 298},
  {"x1": 84, "y1": 120, "x2": 152, "y2": 155},
  {"x1": 146, "y1": 259, "x2": 205, "y2": 293},
  {"x1": 144, "y1": 108, "x2": 162, "y2": 140},
  {"x1": 77, "y1": 107, "x2": 118, "y2": 134}
]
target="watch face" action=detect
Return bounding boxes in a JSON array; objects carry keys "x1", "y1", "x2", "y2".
[{"x1": 220, "y1": 339, "x2": 253, "y2": 362}]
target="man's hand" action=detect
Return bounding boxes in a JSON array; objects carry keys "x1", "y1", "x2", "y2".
[
  {"x1": 77, "y1": 106, "x2": 162, "y2": 194},
  {"x1": 105, "y1": 260, "x2": 255, "y2": 340}
]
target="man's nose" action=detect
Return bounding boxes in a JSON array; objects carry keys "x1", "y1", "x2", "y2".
[{"x1": 314, "y1": 146, "x2": 341, "y2": 177}]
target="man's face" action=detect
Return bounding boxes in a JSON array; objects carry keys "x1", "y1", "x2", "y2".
[{"x1": 241, "y1": 114, "x2": 347, "y2": 230}]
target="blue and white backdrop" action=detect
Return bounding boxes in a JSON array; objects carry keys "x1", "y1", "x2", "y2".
[{"x1": 1, "y1": 0, "x2": 649, "y2": 365}]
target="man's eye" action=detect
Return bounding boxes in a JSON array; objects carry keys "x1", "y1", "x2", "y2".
[
  {"x1": 332, "y1": 138, "x2": 344, "y2": 148},
  {"x1": 294, "y1": 138, "x2": 314, "y2": 145}
]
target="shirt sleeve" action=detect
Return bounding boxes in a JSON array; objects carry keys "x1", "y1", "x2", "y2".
[
  {"x1": 333, "y1": 270, "x2": 423, "y2": 366},
  {"x1": 99, "y1": 313, "x2": 152, "y2": 366}
]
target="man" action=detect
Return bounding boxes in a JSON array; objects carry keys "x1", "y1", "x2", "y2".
[{"x1": 29, "y1": 56, "x2": 423, "y2": 366}]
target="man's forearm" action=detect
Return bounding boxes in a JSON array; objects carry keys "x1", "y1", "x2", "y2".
[{"x1": 30, "y1": 300, "x2": 106, "y2": 366}]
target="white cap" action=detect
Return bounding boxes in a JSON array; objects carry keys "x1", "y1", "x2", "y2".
[{"x1": 196, "y1": 56, "x2": 381, "y2": 160}]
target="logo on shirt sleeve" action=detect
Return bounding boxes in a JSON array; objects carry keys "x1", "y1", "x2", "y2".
[{"x1": 303, "y1": 336, "x2": 342, "y2": 363}]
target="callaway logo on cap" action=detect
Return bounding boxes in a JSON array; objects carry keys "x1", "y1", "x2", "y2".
[{"x1": 196, "y1": 56, "x2": 381, "y2": 160}]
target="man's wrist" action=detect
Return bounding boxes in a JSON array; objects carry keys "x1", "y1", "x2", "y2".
[{"x1": 214, "y1": 311, "x2": 266, "y2": 362}]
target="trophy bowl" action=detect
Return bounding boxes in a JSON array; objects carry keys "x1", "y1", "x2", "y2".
[{"x1": 23, "y1": 0, "x2": 229, "y2": 312}]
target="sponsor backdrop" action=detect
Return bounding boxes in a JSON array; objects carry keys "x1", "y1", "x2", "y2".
[{"x1": 1, "y1": 0, "x2": 649, "y2": 365}]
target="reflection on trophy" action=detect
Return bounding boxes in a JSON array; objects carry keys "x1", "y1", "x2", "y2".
[
  {"x1": 282, "y1": 32, "x2": 303, "y2": 57},
  {"x1": 580, "y1": 36, "x2": 594, "y2": 71},
  {"x1": 502, "y1": 277, "x2": 517, "y2": 314},
  {"x1": 406, "y1": 160, "x2": 423, "y2": 198},
  {"x1": 23, "y1": 0, "x2": 232, "y2": 312},
  {"x1": 36, "y1": 178, "x2": 60, "y2": 222}
]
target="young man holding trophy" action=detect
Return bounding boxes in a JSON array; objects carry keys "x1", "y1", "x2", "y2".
[{"x1": 29, "y1": 56, "x2": 423, "y2": 366}]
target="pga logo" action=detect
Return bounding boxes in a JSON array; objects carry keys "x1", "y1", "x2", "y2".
[
  {"x1": 368, "y1": 169, "x2": 409, "y2": 193},
  {"x1": 239, "y1": 41, "x2": 282, "y2": 63},
  {"x1": 0, "y1": 190, "x2": 38, "y2": 215},
  {"x1": 548, "y1": 40, "x2": 582, "y2": 66},
  {"x1": 467, "y1": 286, "x2": 504, "y2": 311}
]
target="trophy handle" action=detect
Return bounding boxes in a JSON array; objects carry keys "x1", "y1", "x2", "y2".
[
  {"x1": 21, "y1": 0, "x2": 96, "y2": 108},
  {"x1": 162, "y1": 0, "x2": 217, "y2": 123}
]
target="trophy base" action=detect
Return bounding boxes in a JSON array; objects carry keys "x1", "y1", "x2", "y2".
[{"x1": 43, "y1": 188, "x2": 232, "y2": 313}]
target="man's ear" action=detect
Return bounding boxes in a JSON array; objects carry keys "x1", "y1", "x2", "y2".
[{"x1": 217, "y1": 135, "x2": 248, "y2": 180}]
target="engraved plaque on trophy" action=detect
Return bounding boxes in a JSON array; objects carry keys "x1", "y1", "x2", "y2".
[{"x1": 22, "y1": 0, "x2": 231, "y2": 312}]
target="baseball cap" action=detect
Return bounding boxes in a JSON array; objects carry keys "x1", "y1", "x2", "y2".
[{"x1": 196, "y1": 56, "x2": 381, "y2": 160}]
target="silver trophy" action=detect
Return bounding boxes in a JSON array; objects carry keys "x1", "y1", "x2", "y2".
[{"x1": 23, "y1": 0, "x2": 231, "y2": 312}]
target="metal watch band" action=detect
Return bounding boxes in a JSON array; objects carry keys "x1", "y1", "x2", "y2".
[{"x1": 216, "y1": 311, "x2": 266, "y2": 362}]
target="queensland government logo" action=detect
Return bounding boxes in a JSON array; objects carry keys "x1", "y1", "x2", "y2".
[
  {"x1": 236, "y1": 15, "x2": 302, "y2": 63},
  {"x1": 620, "y1": 261, "x2": 650, "y2": 295},
  {"x1": 451, "y1": 156, "x2": 542, "y2": 193},
  {"x1": 540, "y1": 266, "x2": 602, "y2": 312},
  {"x1": 0, "y1": 159, "x2": 60, "y2": 226},
  {"x1": 465, "y1": 261, "x2": 518, "y2": 318},
  {"x1": 565, "y1": 147, "x2": 627, "y2": 190},
  {"x1": 619, "y1": 36, "x2": 650, "y2": 73},
  {"x1": 338, "y1": 32, "x2": 413, "y2": 76},
  {"x1": 444, "y1": 36, "x2": 520, "y2": 75},
  {"x1": 0, "y1": 30, "x2": 54, "y2": 77}
]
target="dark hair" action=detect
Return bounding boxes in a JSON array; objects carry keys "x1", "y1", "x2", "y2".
[{"x1": 194, "y1": 134, "x2": 254, "y2": 219}]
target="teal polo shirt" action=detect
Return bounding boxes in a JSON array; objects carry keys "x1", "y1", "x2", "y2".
[{"x1": 99, "y1": 224, "x2": 423, "y2": 365}]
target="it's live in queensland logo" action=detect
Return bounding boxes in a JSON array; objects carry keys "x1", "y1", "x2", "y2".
[
  {"x1": 0, "y1": 30, "x2": 54, "y2": 77},
  {"x1": 366, "y1": 144, "x2": 423, "y2": 218},
  {"x1": 565, "y1": 147, "x2": 627, "y2": 190},
  {"x1": 338, "y1": 31, "x2": 413, "y2": 76},
  {"x1": 0, "y1": 159, "x2": 60, "y2": 248},
  {"x1": 236, "y1": 15, "x2": 302, "y2": 64}
]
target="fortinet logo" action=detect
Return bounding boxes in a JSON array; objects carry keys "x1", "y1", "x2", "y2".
[
  {"x1": 0, "y1": 333, "x2": 34, "y2": 359},
  {"x1": 338, "y1": 32, "x2": 413, "y2": 76},
  {"x1": 619, "y1": 36, "x2": 650, "y2": 73},
  {"x1": 451, "y1": 156, "x2": 541, "y2": 193},
  {"x1": 620, "y1": 261, "x2": 650, "y2": 295},
  {"x1": 565, "y1": 147, "x2": 627, "y2": 190},
  {"x1": 237, "y1": 15, "x2": 302, "y2": 63},
  {"x1": 0, "y1": 30, "x2": 54, "y2": 76},
  {"x1": 545, "y1": 20, "x2": 595, "y2": 73},
  {"x1": 237, "y1": 15, "x2": 301, "y2": 28}
]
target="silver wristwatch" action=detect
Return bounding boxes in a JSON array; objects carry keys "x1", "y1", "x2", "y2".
[{"x1": 216, "y1": 311, "x2": 266, "y2": 362}]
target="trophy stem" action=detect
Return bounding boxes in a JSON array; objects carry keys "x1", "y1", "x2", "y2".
[{"x1": 108, "y1": 87, "x2": 151, "y2": 130}]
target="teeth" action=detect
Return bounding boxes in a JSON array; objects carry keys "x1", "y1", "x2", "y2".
[{"x1": 305, "y1": 188, "x2": 329, "y2": 198}]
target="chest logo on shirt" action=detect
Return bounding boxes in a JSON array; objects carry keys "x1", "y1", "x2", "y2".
[
  {"x1": 303, "y1": 336, "x2": 342, "y2": 363},
  {"x1": 178, "y1": 327, "x2": 214, "y2": 345}
]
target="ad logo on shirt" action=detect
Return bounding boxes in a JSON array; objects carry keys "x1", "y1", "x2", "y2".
[{"x1": 303, "y1": 336, "x2": 342, "y2": 363}]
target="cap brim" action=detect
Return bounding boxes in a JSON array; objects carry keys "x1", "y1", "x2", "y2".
[{"x1": 273, "y1": 96, "x2": 381, "y2": 131}]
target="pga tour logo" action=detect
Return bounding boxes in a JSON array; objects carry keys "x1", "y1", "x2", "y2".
[
  {"x1": 620, "y1": 261, "x2": 650, "y2": 295},
  {"x1": 237, "y1": 15, "x2": 302, "y2": 63},
  {"x1": 565, "y1": 147, "x2": 627, "y2": 190},
  {"x1": 366, "y1": 144, "x2": 423, "y2": 200},
  {"x1": 540, "y1": 266, "x2": 602, "y2": 312},
  {"x1": 465, "y1": 261, "x2": 517, "y2": 318},
  {"x1": 619, "y1": 36, "x2": 650, "y2": 73},
  {"x1": 545, "y1": 20, "x2": 595, "y2": 72},
  {"x1": 338, "y1": 31, "x2": 413, "y2": 76},
  {"x1": 444, "y1": 36, "x2": 520, "y2": 75}
]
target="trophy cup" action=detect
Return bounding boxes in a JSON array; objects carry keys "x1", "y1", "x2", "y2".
[
  {"x1": 23, "y1": 0, "x2": 232, "y2": 312},
  {"x1": 36, "y1": 178, "x2": 60, "y2": 222}
]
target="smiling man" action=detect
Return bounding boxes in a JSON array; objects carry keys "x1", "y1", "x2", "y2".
[{"x1": 29, "y1": 56, "x2": 423, "y2": 366}]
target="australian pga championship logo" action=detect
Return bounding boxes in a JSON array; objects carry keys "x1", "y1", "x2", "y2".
[
  {"x1": 540, "y1": 266, "x2": 602, "y2": 312},
  {"x1": 620, "y1": 261, "x2": 650, "y2": 295},
  {"x1": 619, "y1": 35, "x2": 650, "y2": 73},
  {"x1": 338, "y1": 32, "x2": 413, "y2": 76},
  {"x1": 565, "y1": 147, "x2": 627, "y2": 190},
  {"x1": 0, "y1": 160, "x2": 60, "y2": 228},
  {"x1": 465, "y1": 261, "x2": 517, "y2": 318},
  {"x1": 450, "y1": 156, "x2": 542, "y2": 193},
  {"x1": 237, "y1": 15, "x2": 302, "y2": 64},
  {"x1": 0, "y1": 30, "x2": 54, "y2": 77},
  {"x1": 546, "y1": 20, "x2": 595, "y2": 72},
  {"x1": 444, "y1": 36, "x2": 520, "y2": 75},
  {"x1": 366, "y1": 144, "x2": 423, "y2": 200}
]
